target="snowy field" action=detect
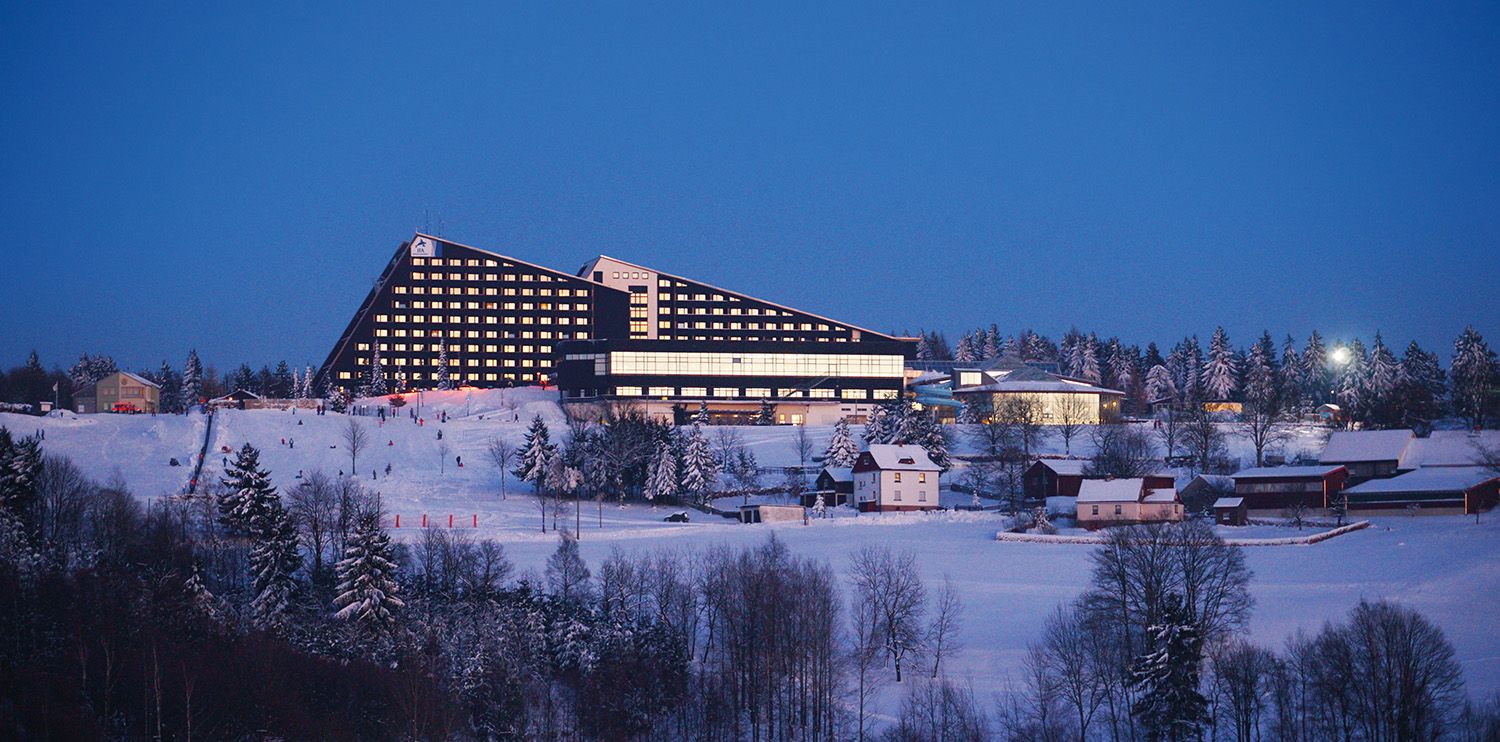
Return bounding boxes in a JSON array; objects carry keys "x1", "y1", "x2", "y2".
[{"x1": 4, "y1": 389, "x2": 1498, "y2": 704}]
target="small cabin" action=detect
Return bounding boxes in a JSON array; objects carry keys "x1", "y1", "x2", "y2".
[
  {"x1": 852, "y1": 444, "x2": 941, "y2": 513},
  {"x1": 1213, "y1": 497, "x2": 1248, "y2": 526}
]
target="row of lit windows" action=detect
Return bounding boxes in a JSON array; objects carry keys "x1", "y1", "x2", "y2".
[
  {"x1": 393, "y1": 285, "x2": 591, "y2": 297},
  {"x1": 389, "y1": 300, "x2": 586, "y2": 311},
  {"x1": 376, "y1": 313, "x2": 583, "y2": 324},
  {"x1": 368, "y1": 329, "x2": 589, "y2": 340},
  {"x1": 360, "y1": 342, "x2": 554, "y2": 354},
  {"x1": 410, "y1": 257, "x2": 507, "y2": 268},
  {"x1": 338, "y1": 369, "x2": 540, "y2": 383},
  {"x1": 611, "y1": 386, "x2": 896, "y2": 400},
  {"x1": 409, "y1": 271, "x2": 589, "y2": 292},
  {"x1": 607, "y1": 351, "x2": 905, "y2": 378}
]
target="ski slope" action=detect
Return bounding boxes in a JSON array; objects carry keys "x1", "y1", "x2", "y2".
[{"x1": 4, "y1": 389, "x2": 1497, "y2": 703}]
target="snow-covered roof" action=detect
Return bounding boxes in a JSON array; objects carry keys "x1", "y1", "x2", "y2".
[
  {"x1": 117, "y1": 371, "x2": 160, "y2": 389},
  {"x1": 952, "y1": 366, "x2": 1124, "y2": 396},
  {"x1": 1185, "y1": 474, "x2": 1235, "y2": 490},
  {"x1": 820, "y1": 466, "x2": 853, "y2": 482},
  {"x1": 1344, "y1": 466, "x2": 1498, "y2": 495},
  {"x1": 862, "y1": 444, "x2": 940, "y2": 471},
  {"x1": 1214, "y1": 497, "x2": 1245, "y2": 508},
  {"x1": 1232, "y1": 465, "x2": 1345, "y2": 480},
  {"x1": 209, "y1": 389, "x2": 263, "y2": 402},
  {"x1": 1319, "y1": 429, "x2": 1415, "y2": 465},
  {"x1": 1035, "y1": 458, "x2": 1090, "y2": 476},
  {"x1": 1077, "y1": 478, "x2": 1146, "y2": 503},
  {"x1": 1403, "y1": 430, "x2": 1500, "y2": 468},
  {"x1": 1142, "y1": 488, "x2": 1178, "y2": 504}
]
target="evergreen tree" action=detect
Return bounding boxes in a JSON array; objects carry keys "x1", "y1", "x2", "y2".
[
  {"x1": 1243, "y1": 334, "x2": 1276, "y2": 407},
  {"x1": 753, "y1": 399, "x2": 776, "y2": 425},
  {"x1": 694, "y1": 401, "x2": 710, "y2": 426},
  {"x1": 954, "y1": 333, "x2": 977, "y2": 363},
  {"x1": 0, "y1": 430, "x2": 41, "y2": 535},
  {"x1": 1395, "y1": 340, "x2": 1446, "y2": 427},
  {"x1": 513, "y1": 415, "x2": 556, "y2": 491},
  {"x1": 862, "y1": 405, "x2": 889, "y2": 446},
  {"x1": 181, "y1": 349, "x2": 204, "y2": 411},
  {"x1": 156, "y1": 360, "x2": 182, "y2": 414},
  {"x1": 1302, "y1": 331, "x2": 1329, "y2": 404},
  {"x1": 1364, "y1": 333, "x2": 1399, "y2": 424},
  {"x1": 218, "y1": 443, "x2": 276, "y2": 536},
  {"x1": 249, "y1": 499, "x2": 301, "y2": 631},
  {"x1": 1146, "y1": 364, "x2": 1176, "y2": 404},
  {"x1": 365, "y1": 348, "x2": 388, "y2": 396},
  {"x1": 333, "y1": 504, "x2": 404, "y2": 635},
  {"x1": 272, "y1": 360, "x2": 294, "y2": 399},
  {"x1": 822, "y1": 418, "x2": 860, "y2": 467},
  {"x1": 1277, "y1": 335, "x2": 1304, "y2": 412},
  {"x1": 1130, "y1": 593, "x2": 1209, "y2": 741},
  {"x1": 680, "y1": 424, "x2": 718, "y2": 503},
  {"x1": 981, "y1": 325, "x2": 1001, "y2": 360},
  {"x1": 1202, "y1": 327, "x2": 1239, "y2": 401},
  {"x1": 915, "y1": 335, "x2": 934, "y2": 361},
  {"x1": 1108, "y1": 338, "x2": 1135, "y2": 393},
  {"x1": 1183, "y1": 336, "x2": 1204, "y2": 404},
  {"x1": 435, "y1": 343, "x2": 454, "y2": 390},
  {"x1": 645, "y1": 437, "x2": 679, "y2": 503},
  {"x1": 1336, "y1": 339, "x2": 1369, "y2": 421},
  {"x1": 1451, "y1": 327, "x2": 1498, "y2": 428}
]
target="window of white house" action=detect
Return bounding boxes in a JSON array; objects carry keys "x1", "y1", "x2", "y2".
[{"x1": 893, "y1": 472, "x2": 902, "y2": 483}]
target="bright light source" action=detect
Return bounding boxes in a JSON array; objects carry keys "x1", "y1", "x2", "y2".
[{"x1": 1331, "y1": 346, "x2": 1351, "y2": 365}]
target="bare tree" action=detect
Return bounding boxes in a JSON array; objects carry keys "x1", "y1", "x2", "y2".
[
  {"x1": 1156, "y1": 401, "x2": 1183, "y2": 460},
  {"x1": 994, "y1": 395, "x2": 1045, "y2": 460},
  {"x1": 1181, "y1": 406, "x2": 1228, "y2": 474},
  {"x1": 1240, "y1": 395, "x2": 1292, "y2": 467},
  {"x1": 1055, "y1": 394, "x2": 1093, "y2": 456},
  {"x1": 437, "y1": 439, "x2": 450, "y2": 474},
  {"x1": 928, "y1": 575, "x2": 963, "y2": 679},
  {"x1": 342, "y1": 416, "x2": 368, "y2": 474},
  {"x1": 288, "y1": 469, "x2": 338, "y2": 577},
  {"x1": 1042, "y1": 604, "x2": 1110, "y2": 740},
  {"x1": 486, "y1": 437, "x2": 513, "y2": 500},
  {"x1": 849, "y1": 573, "x2": 885, "y2": 742},
  {"x1": 1086, "y1": 421, "x2": 1159, "y2": 478},
  {"x1": 848, "y1": 545, "x2": 927, "y2": 682}
]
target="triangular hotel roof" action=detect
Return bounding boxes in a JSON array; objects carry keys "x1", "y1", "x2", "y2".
[{"x1": 578, "y1": 254, "x2": 904, "y2": 342}]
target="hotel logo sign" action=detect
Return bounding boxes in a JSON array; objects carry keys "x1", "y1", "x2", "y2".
[{"x1": 410, "y1": 237, "x2": 439, "y2": 257}]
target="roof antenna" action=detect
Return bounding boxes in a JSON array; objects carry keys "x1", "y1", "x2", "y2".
[{"x1": 422, "y1": 209, "x2": 431, "y2": 235}]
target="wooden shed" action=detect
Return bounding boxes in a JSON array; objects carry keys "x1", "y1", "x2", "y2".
[{"x1": 1213, "y1": 497, "x2": 1248, "y2": 526}]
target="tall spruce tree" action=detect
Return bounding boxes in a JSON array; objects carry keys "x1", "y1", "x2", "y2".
[
  {"x1": 333, "y1": 504, "x2": 404, "y2": 635},
  {"x1": 181, "y1": 349, "x2": 204, "y2": 411},
  {"x1": 218, "y1": 443, "x2": 277, "y2": 536},
  {"x1": 823, "y1": 418, "x2": 860, "y2": 467},
  {"x1": 1451, "y1": 326, "x2": 1498, "y2": 429},
  {"x1": 1130, "y1": 593, "x2": 1209, "y2": 742},
  {"x1": 1302, "y1": 331, "x2": 1329, "y2": 404},
  {"x1": 645, "y1": 437, "x2": 679, "y2": 503},
  {"x1": 435, "y1": 343, "x2": 454, "y2": 390},
  {"x1": 680, "y1": 424, "x2": 718, "y2": 503},
  {"x1": 1203, "y1": 326, "x2": 1239, "y2": 401}
]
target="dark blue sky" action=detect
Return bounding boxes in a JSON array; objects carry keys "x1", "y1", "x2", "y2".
[{"x1": 3, "y1": 2, "x2": 1497, "y2": 372}]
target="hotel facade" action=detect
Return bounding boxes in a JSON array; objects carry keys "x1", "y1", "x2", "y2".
[{"x1": 319, "y1": 234, "x2": 913, "y2": 421}]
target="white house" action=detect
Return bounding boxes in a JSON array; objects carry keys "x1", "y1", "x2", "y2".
[
  {"x1": 851, "y1": 444, "x2": 941, "y2": 512},
  {"x1": 1076, "y1": 478, "x2": 1184, "y2": 529}
]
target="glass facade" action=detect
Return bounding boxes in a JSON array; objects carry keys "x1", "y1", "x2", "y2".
[{"x1": 607, "y1": 351, "x2": 904, "y2": 378}]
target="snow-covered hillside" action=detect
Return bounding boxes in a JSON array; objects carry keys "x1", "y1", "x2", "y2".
[{"x1": 3, "y1": 390, "x2": 1497, "y2": 701}]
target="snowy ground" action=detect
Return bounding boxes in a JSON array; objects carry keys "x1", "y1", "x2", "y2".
[{"x1": 3, "y1": 390, "x2": 1496, "y2": 704}]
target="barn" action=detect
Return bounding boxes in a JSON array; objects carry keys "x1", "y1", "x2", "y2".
[
  {"x1": 1344, "y1": 466, "x2": 1499, "y2": 515},
  {"x1": 1230, "y1": 465, "x2": 1349, "y2": 512}
]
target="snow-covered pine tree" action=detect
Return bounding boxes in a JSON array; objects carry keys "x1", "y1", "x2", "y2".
[
  {"x1": 1078, "y1": 334, "x2": 1102, "y2": 384},
  {"x1": 1278, "y1": 335, "x2": 1304, "y2": 412},
  {"x1": 822, "y1": 418, "x2": 860, "y2": 468},
  {"x1": 1364, "y1": 333, "x2": 1399, "y2": 417},
  {"x1": 1062, "y1": 329, "x2": 1083, "y2": 378},
  {"x1": 680, "y1": 424, "x2": 718, "y2": 504},
  {"x1": 694, "y1": 401, "x2": 710, "y2": 426},
  {"x1": 183, "y1": 565, "x2": 219, "y2": 619},
  {"x1": 1130, "y1": 593, "x2": 1209, "y2": 741},
  {"x1": 954, "y1": 333, "x2": 977, "y2": 364},
  {"x1": 333, "y1": 504, "x2": 404, "y2": 635},
  {"x1": 1202, "y1": 327, "x2": 1239, "y2": 401},
  {"x1": 1396, "y1": 341, "x2": 1446, "y2": 426},
  {"x1": 645, "y1": 437, "x2": 678, "y2": 503},
  {"x1": 366, "y1": 348, "x2": 388, "y2": 396},
  {"x1": 1145, "y1": 364, "x2": 1176, "y2": 404},
  {"x1": 1336, "y1": 339, "x2": 1369, "y2": 420},
  {"x1": 862, "y1": 405, "x2": 888, "y2": 445},
  {"x1": 545, "y1": 530, "x2": 592, "y2": 601},
  {"x1": 1302, "y1": 331, "x2": 1329, "y2": 405},
  {"x1": 754, "y1": 399, "x2": 776, "y2": 425},
  {"x1": 1184, "y1": 337, "x2": 1204, "y2": 404},
  {"x1": 436, "y1": 343, "x2": 453, "y2": 390},
  {"x1": 1450, "y1": 326, "x2": 1497, "y2": 429},
  {"x1": 249, "y1": 499, "x2": 301, "y2": 631},
  {"x1": 813, "y1": 492, "x2": 827, "y2": 518},
  {"x1": 218, "y1": 443, "x2": 276, "y2": 536},
  {"x1": 512, "y1": 415, "x2": 555, "y2": 492},
  {"x1": 1243, "y1": 335, "x2": 1276, "y2": 407},
  {"x1": 982, "y1": 325, "x2": 1001, "y2": 361},
  {"x1": 915, "y1": 334, "x2": 934, "y2": 362},
  {"x1": 68, "y1": 353, "x2": 93, "y2": 391},
  {"x1": 999, "y1": 334, "x2": 1017, "y2": 359},
  {"x1": 302, "y1": 366, "x2": 317, "y2": 399},
  {"x1": 156, "y1": 360, "x2": 182, "y2": 414},
  {"x1": 1108, "y1": 339, "x2": 1135, "y2": 393},
  {"x1": 0, "y1": 431, "x2": 41, "y2": 531},
  {"x1": 181, "y1": 349, "x2": 204, "y2": 412}
]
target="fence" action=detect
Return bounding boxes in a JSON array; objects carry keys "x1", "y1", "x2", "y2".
[{"x1": 389, "y1": 513, "x2": 480, "y2": 529}]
